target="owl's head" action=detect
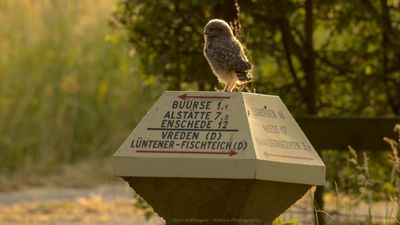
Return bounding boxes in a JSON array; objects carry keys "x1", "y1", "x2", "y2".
[{"x1": 203, "y1": 19, "x2": 234, "y2": 39}]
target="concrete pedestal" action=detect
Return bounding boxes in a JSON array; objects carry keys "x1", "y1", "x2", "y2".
[{"x1": 125, "y1": 177, "x2": 310, "y2": 225}]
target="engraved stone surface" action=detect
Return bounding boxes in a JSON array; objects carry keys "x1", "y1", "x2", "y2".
[{"x1": 113, "y1": 91, "x2": 325, "y2": 185}]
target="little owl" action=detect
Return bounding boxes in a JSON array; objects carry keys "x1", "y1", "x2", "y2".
[{"x1": 203, "y1": 19, "x2": 253, "y2": 92}]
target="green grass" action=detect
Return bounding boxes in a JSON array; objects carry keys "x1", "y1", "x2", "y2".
[{"x1": 0, "y1": 0, "x2": 162, "y2": 174}]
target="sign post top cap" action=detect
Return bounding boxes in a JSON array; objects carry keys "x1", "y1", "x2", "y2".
[{"x1": 113, "y1": 91, "x2": 325, "y2": 186}]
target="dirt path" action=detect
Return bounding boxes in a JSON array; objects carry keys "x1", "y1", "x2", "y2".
[
  {"x1": 0, "y1": 181, "x2": 165, "y2": 225},
  {"x1": 0, "y1": 160, "x2": 165, "y2": 225}
]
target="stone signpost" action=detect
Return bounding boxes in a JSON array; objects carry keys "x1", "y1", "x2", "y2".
[{"x1": 113, "y1": 91, "x2": 325, "y2": 225}]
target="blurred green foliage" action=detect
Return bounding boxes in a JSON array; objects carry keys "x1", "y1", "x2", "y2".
[
  {"x1": 322, "y1": 128, "x2": 400, "y2": 222},
  {"x1": 273, "y1": 216, "x2": 299, "y2": 225},
  {"x1": 112, "y1": 0, "x2": 400, "y2": 116},
  {"x1": 0, "y1": 0, "x2": 162, "y2": 173},
  {"x1": 323, "y1": 149, "x2": 393, "y2": 200},
  {"x1": 111, "y1": 0, "x2": 237, "y2": 91}
]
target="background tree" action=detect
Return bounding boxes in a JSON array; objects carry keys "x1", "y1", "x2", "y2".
[
  {"x1": 112, "y1": 0, "x2": 400, "y2": 115},
  {"x1": 112, "y1": 0, "x2": 240, "y2": 91}
]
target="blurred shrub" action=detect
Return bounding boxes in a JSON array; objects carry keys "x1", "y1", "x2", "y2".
[
  {"x1": 321, "y1": 125, "x2": 400, "y2": 223},
  {"x1": 0, "y1": 0, "x2": 163, "y2": 173}
]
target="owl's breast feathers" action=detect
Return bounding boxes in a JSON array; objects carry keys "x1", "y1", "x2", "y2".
[{"x1": 204, "y1": 38, "x2": 253, "y2": 83}]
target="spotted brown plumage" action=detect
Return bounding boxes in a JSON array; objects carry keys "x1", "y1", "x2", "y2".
[{"x1": 203, "y1": 19, "x2": 253, "y2": 91}]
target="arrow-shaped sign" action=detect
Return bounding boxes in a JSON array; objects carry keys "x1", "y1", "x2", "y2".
[
  {"x1": 136, "y1": 149, "x2": 237, "y2": 157},
  {"x1": 178, "y1": 94, "x2": 230, "y2": 100}
]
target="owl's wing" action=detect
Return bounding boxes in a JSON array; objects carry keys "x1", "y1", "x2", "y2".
[{"x1": 213, "y1": 40, "x2": 253, "y2": 82}]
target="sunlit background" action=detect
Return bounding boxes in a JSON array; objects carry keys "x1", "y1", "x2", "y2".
[
  {"x1": 0, "y1": 0, "x2": 161, "y2": 174},
  {"x1": 0, "y1": 0, "x2": 399, "y2": 225}
]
